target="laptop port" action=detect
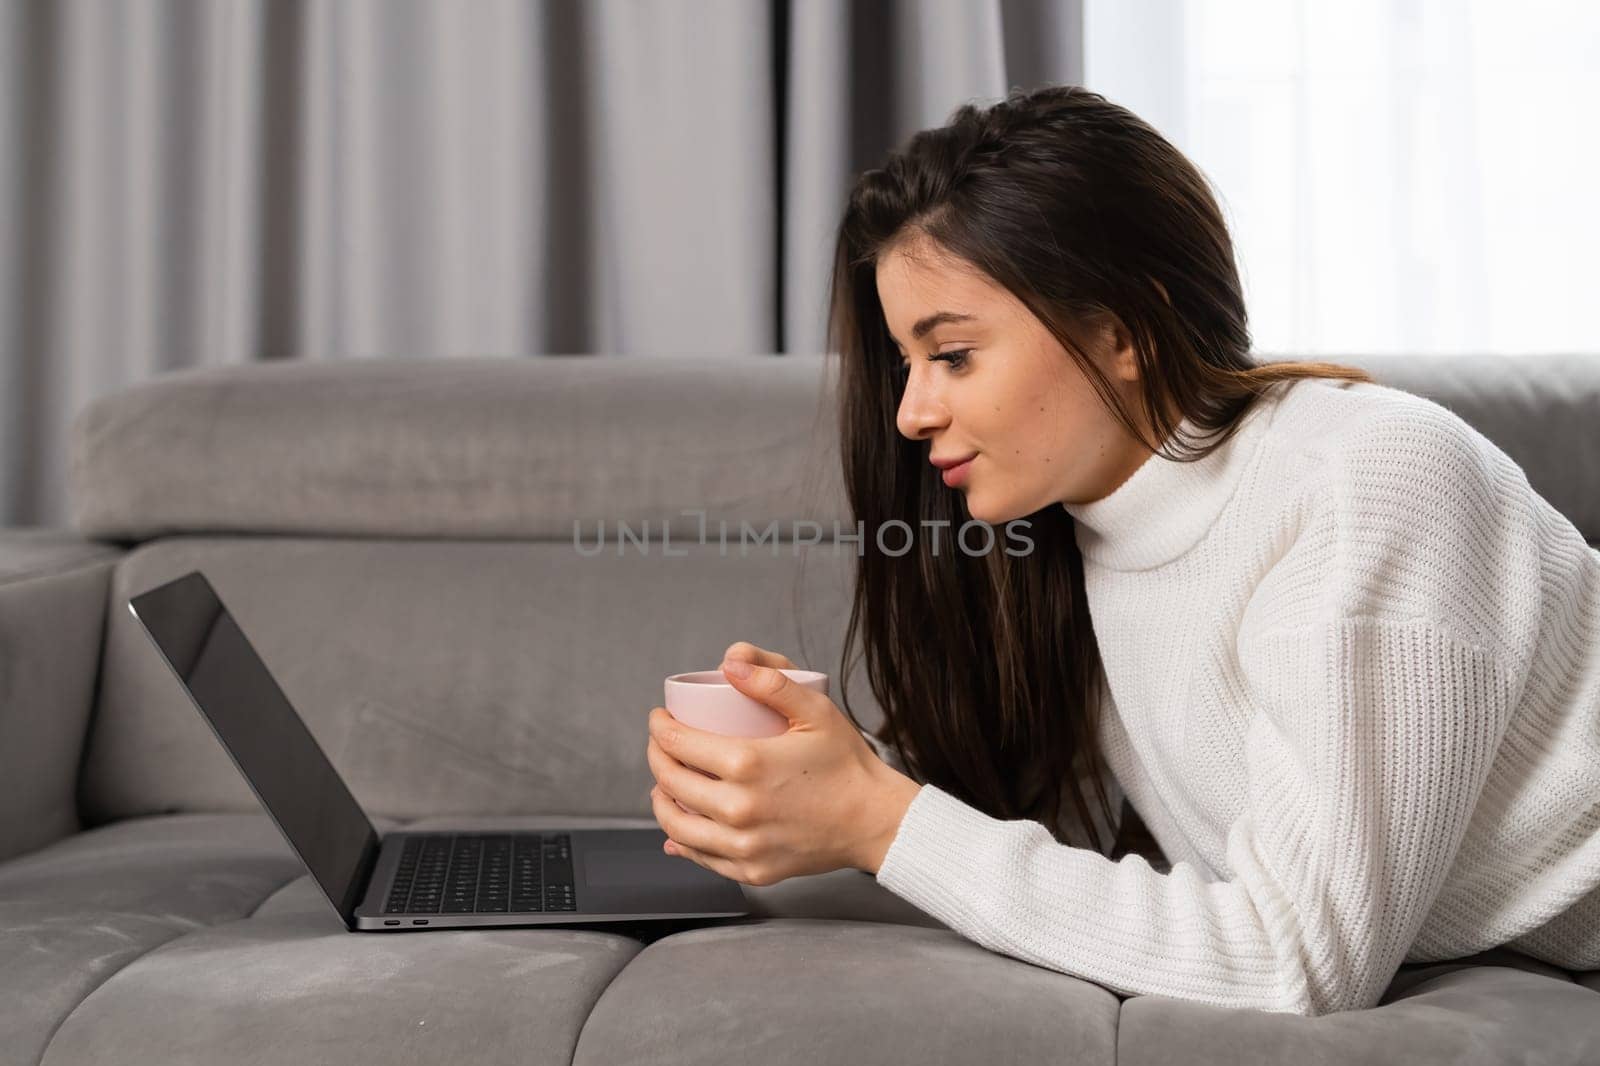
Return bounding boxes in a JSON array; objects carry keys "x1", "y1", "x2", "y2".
[
  {"x1": 383, "y1": 920, "x2": 400, "y2": 926},
  {"x1": 412, "y1": 919, "x2": 429, "y2": 925}
]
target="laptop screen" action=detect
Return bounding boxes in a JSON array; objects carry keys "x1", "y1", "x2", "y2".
[{"x1": 128, "y1": 570, "x2": 379, "y2": 928}]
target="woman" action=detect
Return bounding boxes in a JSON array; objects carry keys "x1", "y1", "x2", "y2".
[{"x1": 644, "y1": 84, "x2": 1600, "y2": 1017}]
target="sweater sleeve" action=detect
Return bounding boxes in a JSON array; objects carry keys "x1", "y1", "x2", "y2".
[{"x1": 872, "y1": 616, "x2": 1521, "y2": 1016}]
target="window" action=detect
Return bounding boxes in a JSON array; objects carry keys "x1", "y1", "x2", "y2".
[{"x1": 1084, "y1": 0, "x2": 1600, "y2": 356}]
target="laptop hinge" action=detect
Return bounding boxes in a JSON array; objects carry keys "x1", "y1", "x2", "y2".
[{"x1": 340, "y1": 828, "x2": 384, "y2": 929}]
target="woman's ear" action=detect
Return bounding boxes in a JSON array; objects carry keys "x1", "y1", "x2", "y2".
[{"x1": 1105, "y1": 317, "x2": 1142, "y2": 385}]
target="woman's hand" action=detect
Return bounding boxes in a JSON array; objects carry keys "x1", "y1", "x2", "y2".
[{"x1": 645, "y1": 641, "x2": 902, "y2": 885}]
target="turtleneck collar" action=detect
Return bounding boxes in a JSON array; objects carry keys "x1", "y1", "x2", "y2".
[{"x1": 1060, "y1": 384, "x2": 1289, "y2": 572}]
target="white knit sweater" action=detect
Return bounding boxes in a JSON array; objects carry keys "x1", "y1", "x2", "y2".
[{"x1": 868, "y1": 375, "x2": 1600, "y2": 1017}]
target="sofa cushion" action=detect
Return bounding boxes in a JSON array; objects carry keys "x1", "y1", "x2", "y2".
[
  {"x1": 6, "y1": 809, "x2": 967, "y2": 1066},
  {"x1": 0, "y1": 814, "x2": 317, "y2": 1066},
  {"x1": 3, "y1": 811, "x2": 689, "y2": 1066},
  {"x1": 572, "y1": 920, "x2": 1123, "y2": 1066},
  {"x1": 580, "y1": 920, "x2": 1600, "y2": 1066},
  {"x1": 1116, "y1": 947, "x2": 1600, "y2": 1065},
  {"x1": 38, "y1": 888, "x2": 643, "y2": 1066},
  {"x1": 66, "y1": 354, "x2": 1600, "y2": 544},
  {"x1": 81, "y1": 534, "x2": 878, "y2": 825},
  {"x1": 68, "y1": 355, "x2": 850, "y2": 542},
  {"x1": 8, "y1": 813, "x2": 1598, "y2": 1065}
]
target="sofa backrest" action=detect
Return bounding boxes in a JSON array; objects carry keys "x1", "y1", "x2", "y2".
[
  {"x1": 65, "y1": 353, "x2": 1600, "y2": 825},
  {"x1": 68, "y1": 355, "x2": 874, "y2": 825}
]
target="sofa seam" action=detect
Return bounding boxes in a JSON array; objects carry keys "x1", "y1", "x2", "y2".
[
  {"x1": 33, "y1": 922, "x2": 206, "y2": 1066},
  {"x1": 564, "y1": 936, "x2": 653, "y2": 1066},
  {"x1": 33, "y1": 872, "x2": 302, "y2": 1066},
  {"x1": 71, "y1": 556, "x2": 121, "y2": 836},
  {"x1": 246, "y1": 873, "x2": 309, "y2": 918},
  {"x1": 1112, "y1": 989, "x2": 1123, "y2": 1066}
]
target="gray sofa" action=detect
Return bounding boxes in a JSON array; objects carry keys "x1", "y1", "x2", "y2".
[{"x1": 3, "y1": 352, "x2": 1599, "y2": 1066}]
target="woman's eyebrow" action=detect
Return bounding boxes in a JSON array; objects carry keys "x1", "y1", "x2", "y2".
[{"x1": 892, "y1": 310, "x2": 977, "y2": 346}]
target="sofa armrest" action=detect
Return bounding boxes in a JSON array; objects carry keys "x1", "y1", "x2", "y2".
[{"x1": 0, "y1": 529, "x2": 124, "y2": 864}]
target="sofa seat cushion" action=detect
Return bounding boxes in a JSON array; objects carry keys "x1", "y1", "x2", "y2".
[
  {"x1": 572, "y1": 919, "x2": 1123, "y2": 1066},
  {"x1": 13, "y1": 813, "x2": 1599, "y2": 1065},
  {"x1": 0, "y1": 814, "x2": 314, "y2": 1066},
  {"x1": 4, "y1": 812, "x2": 666, "y2": 1066},
  {"x1": 40, "y1": 881, "x2": 644, "y2": 1066},
  {"x1": 580, "y1": 919, "x2": 1600, "y2": 1066},
  {"x1": 1116, "y1": 947, "x2": 1600, "y2": 1066}
]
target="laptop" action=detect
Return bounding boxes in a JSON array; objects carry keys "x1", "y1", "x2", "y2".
[{"x1": 127, "y1": 570, "x2": 750, "y2": 932}]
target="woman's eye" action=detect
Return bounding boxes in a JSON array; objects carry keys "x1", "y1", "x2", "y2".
[{"x1": 895, "y1": 349, "x2": 971, "y2": 377}]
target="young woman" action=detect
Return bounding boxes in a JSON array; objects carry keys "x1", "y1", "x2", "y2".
[{"x1": 645, "y1": 84, "x2": 1600, "y2": 1017}]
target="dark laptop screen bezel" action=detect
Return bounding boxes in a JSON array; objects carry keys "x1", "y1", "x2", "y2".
[{"x1": 127, "y1": 570, "x2": 380, "y2": 931}]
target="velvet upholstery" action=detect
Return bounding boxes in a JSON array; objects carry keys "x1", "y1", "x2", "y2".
[{"x1": 2, "y1": 353, "x2": 1596, "y2": 1064}]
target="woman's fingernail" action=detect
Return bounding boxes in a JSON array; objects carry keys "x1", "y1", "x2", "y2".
[{"x1": 722, "y1": 659, "x2": 752, "y2": 679}]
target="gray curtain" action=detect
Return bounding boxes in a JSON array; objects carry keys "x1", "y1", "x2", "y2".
[{"x1": 0, "y1": 0, "x2": 1083, "y2": 528}]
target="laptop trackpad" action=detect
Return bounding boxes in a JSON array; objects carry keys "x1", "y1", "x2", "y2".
[{"x1": 584, "y1": 847, "x2": 720, "y2": 887}]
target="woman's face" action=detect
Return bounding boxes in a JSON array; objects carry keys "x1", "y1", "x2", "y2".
[{"x1": 875, "y1": 238, "x2": 1163, "y2": 525}]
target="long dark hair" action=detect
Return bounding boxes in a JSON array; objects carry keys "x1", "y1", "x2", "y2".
[{"x1": 823, "y1": 84, "x2": 1375, "y2": 853}]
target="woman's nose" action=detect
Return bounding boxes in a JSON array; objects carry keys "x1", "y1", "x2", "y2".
[{"x1": 896, "y1": 374, "x2": 948, "y2": 440}]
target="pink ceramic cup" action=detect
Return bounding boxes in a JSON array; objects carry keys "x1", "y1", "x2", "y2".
[{"x1": 662, "y1": 667, "x2": 830, "y2": 815}]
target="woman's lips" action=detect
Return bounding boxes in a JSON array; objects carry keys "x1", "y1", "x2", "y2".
[{"x1": 942, "y1": 456, "x2": 975, "y2": 488}]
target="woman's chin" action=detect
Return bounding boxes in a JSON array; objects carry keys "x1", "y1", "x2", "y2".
[
  {"x1": 965, "y1": 485, "x2": 1045, "y2": 528},
  {"x1": 963, "y1": 492, "x2": 1016, "y2": 527}
]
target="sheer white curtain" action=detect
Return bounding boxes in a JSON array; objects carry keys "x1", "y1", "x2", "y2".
[{"x1": 1084, "y1": 0, "x2": 1600, "y2": 357}]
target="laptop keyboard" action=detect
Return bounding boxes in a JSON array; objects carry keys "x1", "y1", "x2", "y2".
[{"x1": 384, "y1": 833, "x2": 576, "y2": 914}]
